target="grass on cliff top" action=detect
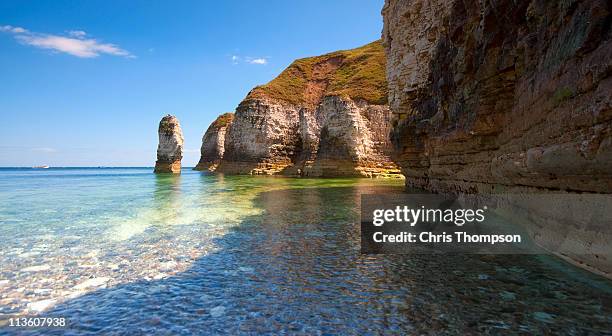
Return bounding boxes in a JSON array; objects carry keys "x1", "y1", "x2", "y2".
[
  {"x1": 246, "y1": 40, "x2": 387, "y2": 106},
  {"x1": 206, "y1": 113, "x2": 234, "y2": 132},
  {"x1": 212, "y1": 113, "x2": 234, "y2": 128}
]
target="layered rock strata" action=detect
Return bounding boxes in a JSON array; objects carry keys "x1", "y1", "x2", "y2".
[
  {"x1": 383, "y1": 0, "x2": 612, "y2": 276},
  {"x1": 213, "y1": 41, "x2": 402, "y2": 178},
  {"x1": 194, "y1": 113, "x2": 233, "y2": 171},
  {"x1": 154, "y1": 114, "x2": 184, "y2": 174}
]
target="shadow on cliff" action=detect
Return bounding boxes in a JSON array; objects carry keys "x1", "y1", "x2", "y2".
[{"x1": 14, "y1": 182, "x2": 612, "y2": 335}]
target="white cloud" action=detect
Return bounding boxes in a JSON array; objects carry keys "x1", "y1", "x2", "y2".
[
  {"x1": 230, "y1": 54, "x2": 268, "y2": 65},
  {"x1": 16, "y1": 35, "x2": 133, "y2": 58},
  {"x1": 0, "y1": 25, "x2": 27, "y2": 33},
  {"x1": 248, "y1": 58, "x2": 267, "y2": 65},
  {"x1": 68, "y1": 30, "x2": 86, "y2": 38},
  {"x1": 0, "y1": 24, "x2": 133, "y2": 58}
]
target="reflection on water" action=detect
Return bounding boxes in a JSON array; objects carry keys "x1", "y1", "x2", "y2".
[
  {"x1": 0, "y1": 168, "x2": 610, "y2": 335},
  {"x1": 108, "y1": 173, "x2": 184, "y2": 241},
  {"x1": 153, "y1": 173, "x2": 182, "y2": 226},
  {"x1": 154, "y1": 173, "x2": 182, "y2": 204}
]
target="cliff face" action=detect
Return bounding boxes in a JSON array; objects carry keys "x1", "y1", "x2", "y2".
[
  {"x1": 154, "y1": 115, "x2": 184, "y2": 174},
  {"x1": 219, "y1": 98, "x2": 301, "y2": 174},
  {"x1": 215, "y1": 41, "x2": 403, "y2": 178},
  {"x1": 383, "y1": 0, "x2": 611, "y2": 192},
  {"x1": 383, "y1": 0, "x2": 611, "y2": 275},
  {"x1": 298, "y1": 96, "x2": 399, "y2": 177},
  {"x1": 194, "y1": 113, "x2": 233, "y2": 171}
]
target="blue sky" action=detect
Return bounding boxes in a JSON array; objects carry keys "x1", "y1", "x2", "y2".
[{"x1": 0, "y1": 0, "x2": 385, "y2": 167}]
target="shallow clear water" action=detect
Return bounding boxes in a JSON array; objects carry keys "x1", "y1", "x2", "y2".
[{"x1": 0, "y1": 168, "x2": 611, "y2": 335}]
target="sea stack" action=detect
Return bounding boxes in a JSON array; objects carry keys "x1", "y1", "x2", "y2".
[
  {"x1": 194, "y1": 113, "x2": 234, "y2": 171},
  {"x1": 154, "y1": 114, "x2": 184, "y2": 174}
]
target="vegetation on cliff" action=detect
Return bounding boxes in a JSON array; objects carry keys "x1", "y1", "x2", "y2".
[
  {"x1": 209, "y1": 112, "x2": 234, "y2": 129},
  {"x1": 246, "y1": 40, "x2": 387, "y2": 106}
]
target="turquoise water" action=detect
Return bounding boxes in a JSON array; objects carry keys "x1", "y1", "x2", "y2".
[{"x1": 0, "y1": 168, "x2": 611, "y2": 335}]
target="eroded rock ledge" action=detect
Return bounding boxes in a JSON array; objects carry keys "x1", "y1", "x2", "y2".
[
  {"x1": 199, "y1": 41, "x2": 403, "y2": 178},
  {"x1": 194, "y1": 113, "x2": 233, "y2": 171},
  {"x1": 383, "y1": 0, "x2": 611, "y2": 276}
]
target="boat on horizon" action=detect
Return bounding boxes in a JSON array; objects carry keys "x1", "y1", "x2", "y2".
[{"x1": 32, "y1": 165, "x2": 50, "y2": 169}]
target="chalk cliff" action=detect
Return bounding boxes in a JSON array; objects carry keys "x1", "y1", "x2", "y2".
[
  {"x1": 212, "y1": 41, "x2": 402, "y2": 178},
  {"x1": 194, "y1": 113, "x2": 234, "y2": 171},
  {"x1": 154, "y1": 114, "x2": 184, "y2": 174},
  {"x1": 383, "y1": 0, "x2": 611, "y2": 275}
]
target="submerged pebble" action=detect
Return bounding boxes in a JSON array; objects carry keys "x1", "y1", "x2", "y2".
[
  {"x1": 73, "y1": 277, "x2": 111, "y2": 290},
  {"x1": 533, "y1": 311, "x2": 555, "y2": 323},
  {"x1": 159, "y1": 261, "x2": 178, "y2": 272},
  {"x1": 210, "y1": 306, "x2": 226, "y2": 318},
  {"x1": 21, "y1": 265, "x2": 51, "y2": 272},
  {"x1": 27, "y1": 299, "x2": 56, "y2": 312},
  {"x1": 500, "y1": 291, "x2": 516, "y2": 301},
  {"x1": 33, "y1": 288, "x2": 52, "y2": 295},
  {"x1": 153, "y1": 273, "x2": 168, "y2": 280}
]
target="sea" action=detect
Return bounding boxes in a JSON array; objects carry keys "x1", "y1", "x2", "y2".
[{"x1": 0, "y1": 167, "x2": 610, "y2": 334}]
